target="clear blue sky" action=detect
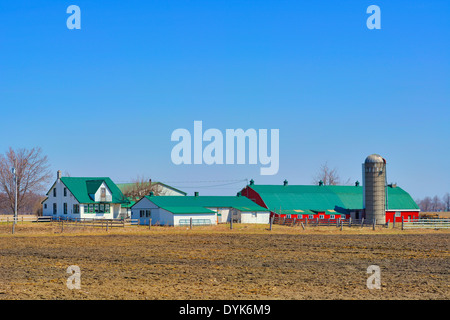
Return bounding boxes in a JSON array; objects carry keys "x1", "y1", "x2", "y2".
[{"x1": 0, "y1": 0, "x2": 449, "y2": 199}]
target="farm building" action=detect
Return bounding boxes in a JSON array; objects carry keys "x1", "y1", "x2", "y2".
[
  {"x1": 116, "y1": 181, "x2": 187, "y2": 197},
  {"x1": 131, "y1": 193, "x2": 271, "y2": 226},
  {"x1": 42, "y1": 171, "x2": 130, "y2": 220},
  {"x1": 116, "y1": 180, "x2": 187, "y2": 218},
  {"x1": 240, "y1": 179, "x2": 420, "y2": 223}
]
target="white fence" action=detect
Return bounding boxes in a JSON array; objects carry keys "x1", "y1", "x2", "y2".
[
  {"x1": 0, "y1": 215, "x2": 40, "y2": 223},
  {"x1": 402, "y1": 219, "x2": 450, "y2": 229}
]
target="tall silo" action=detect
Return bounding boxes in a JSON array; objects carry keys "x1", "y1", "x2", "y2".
[{"x1": 363, "y1": 154, "x2": 386, "y2": 223}]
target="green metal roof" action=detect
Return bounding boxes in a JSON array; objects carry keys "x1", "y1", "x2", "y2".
[
  {"x1": 247, "y1": 184, "x2": 418, "y2": 212},
  {"x1": 58, "y1": 177, "x2": 127, "y2": 204},
  {"x1": 138, "y1": 195, "x2": 270, "y2": 214}
]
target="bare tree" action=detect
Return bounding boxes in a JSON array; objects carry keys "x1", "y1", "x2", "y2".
[
  {"x1": 313, "y1": 162, "x2": 350, "y2": 185},
  {"x1": 121, "y1": 176, "x2": 164, "y2": 201},
  {"x1": 0, "y1": 147, "x2": 52, "y2": 215},
  {"x1": 443, "y1": 193, "x2": 450, "y2": 212},
  {"x1": 431, "y1": 195, "x2": 444, "y2": 212}
]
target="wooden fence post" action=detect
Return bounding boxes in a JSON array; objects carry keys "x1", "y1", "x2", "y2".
[
  {"x1": 190, "y1": 217, "x2": 193, "y2": 229},
  {"x1": 372, "y1": 218, "x2": 376, "y2": 231},
  {"x1": 269, "y1": 216, "x2": 273, "y2": 231},
  {"x1": 230, "y1": 217, "x2": 233, "y2": 230},
  {"x1": 361, "y1": 218, "x2": 364, "y2": 228},
  {"x1": 149, "y1": 219, "x2": 151, "y2": 230},
  {"x1": 301, "y1": 222, "x2": 305, "y2": 230},
  {"x1": 401, "y1": 217, "x2": 404, "y2": 230},
  {"x1": 393, "y1": 218, "x2": 396, "y2": 229},
  {"x1": 348, "y1": 217, "x2": 352, "y2": 227},
  {"x1": 340, "y1": 220, "x2": 343, "y2": 231}
]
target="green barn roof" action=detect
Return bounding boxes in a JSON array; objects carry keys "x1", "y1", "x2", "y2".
[{"x1": 246, "y1": 184, "x2": 419, "y2": 213}]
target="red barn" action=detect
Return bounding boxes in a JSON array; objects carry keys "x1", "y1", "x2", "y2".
[{"x1": 240, "y1": 180, "x2": 419, "y2": 223}]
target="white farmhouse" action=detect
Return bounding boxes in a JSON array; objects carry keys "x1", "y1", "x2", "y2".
[{"x1": 42, "y1": 171, "x2": 130, "y2": 220}]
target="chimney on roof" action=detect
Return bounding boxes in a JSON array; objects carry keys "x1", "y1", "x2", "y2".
[
  {"x1": 194, "y1": 192, "x2": 199, "y2": 197},
  {"x1": 237, "y1": 192, "x2": 241, "y2": 197},
  {"x1": 283, "y1": 179, "x2": 288, "y2": 186},
  {"x1": 249, "y1": 179, "x2": 254, "y2": 186},
  {"x1": 149, "y1": 191, "x2": 154, "y2": 197},
  {"x1": 57, "y1": 170, "x2": 62, "y2": 180},
  {"x1": 318, "y1": 180, "x2": 324, "y2": 186},
  {"x1": 149, "y1": 178, "x2": 152, "y2": 184},
  {"x1": 355, "y1": 181, "x2": 360, "y2": 186}
]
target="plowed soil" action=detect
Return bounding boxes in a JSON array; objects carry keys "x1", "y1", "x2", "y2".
[{"x1": 0, "y1": 223, "x2": 448, "y2": 300}]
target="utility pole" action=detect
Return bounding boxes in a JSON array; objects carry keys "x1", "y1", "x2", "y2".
[{"x1": 11, "y1": 167, "x2": 18, "y2": 234}]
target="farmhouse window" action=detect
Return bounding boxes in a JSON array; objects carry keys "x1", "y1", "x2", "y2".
[
  {"x1": 53, "y1": 203, "x2": 57, "y2": 214},
  {"x1": 99, "y1": 204, "x2": 105, "y2": 213},
  {"x1": 94, "y1": 204, "x2": 99, "y2": 213},
  {"x1": 63, "y1": 203, "x2": 67, "y2": 214},
  {"x1": 105, "y1": 204, "x2": 110, "y2": 213},
  {"x1": 64, "y1": 188, "x2": 67, "y2": 197},
  {"x1": 145, "y1": 210, "x2": 151, "y2": 217},
  {"x1": 73, "y1": 204, "x2": 80, "y2": 214},
  {"x1": 44, "y1": 204, "x2": 47, "y2": 209},
  {"x1": 89, "y1": 204, "x2": 94, "y2": 213},
  {"x1": 84, "y1": 205, "x2": 88, "y2": 213},
  {"x1": 53, "y1": 188, "x2": 56, "y2": 197}
]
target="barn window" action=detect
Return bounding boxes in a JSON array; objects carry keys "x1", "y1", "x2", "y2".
[
  {"x1": 308, "y1": 215, "x2": 314, "y2": 219},
  {"x1": 330, "y1": 215, "x2": 335, "y2": 219},
  {"x1": 319, "y1": 214, "x2": 324, "y2": 219}
]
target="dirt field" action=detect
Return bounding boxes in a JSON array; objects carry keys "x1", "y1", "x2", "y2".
[{"x1": 0, "y1": 223, "x2": 448, "y2": 300}]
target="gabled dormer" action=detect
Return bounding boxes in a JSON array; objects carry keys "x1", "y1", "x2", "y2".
[{"x1": 86, "y1": 180, "x2": 113, "y2": 202}]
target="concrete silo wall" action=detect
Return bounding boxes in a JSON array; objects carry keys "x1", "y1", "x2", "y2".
[{"x1": 364, "y1": 158, "x2": 386, "y2": 223}]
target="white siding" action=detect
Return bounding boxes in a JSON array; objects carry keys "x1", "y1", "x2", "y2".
[
  {"x1": 173, "y1": 213, "x2": 216, "y2": 226},
  {"x1": 240, "y1": 211, "x2": 270, "y2": 224},
  {"x1": 42, "y1": 179, "x2": 80, "y2": 219},
  {"x1": 94, "y1": 182, "x2": 113, "y2": 202}
]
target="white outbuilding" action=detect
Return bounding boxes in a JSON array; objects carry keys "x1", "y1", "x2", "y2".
[{"x1": 131, "y1": 193, "x2": 271, "y2": 226}]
